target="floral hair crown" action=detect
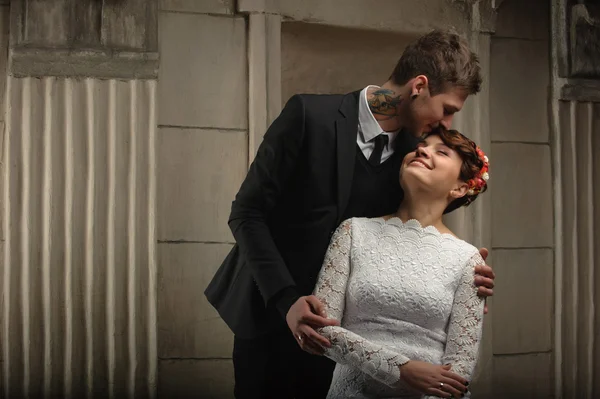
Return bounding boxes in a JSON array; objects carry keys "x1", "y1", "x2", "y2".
[{"x1": 467, "y1": 147, "x2": 489, "y2": 196}]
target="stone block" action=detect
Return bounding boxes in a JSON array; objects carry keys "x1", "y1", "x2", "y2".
[
  {"x1": 282, "y1": 22, "x2": 414, "y2": 103},
  {"x1": 102, "y1": 0, "x2": 158, "y2": 51},
  {"x1": 491, "y1": 249, "x2": 553, "y2": 354},
  {"x1": 0, "y1": 121, "x2": 4, "y2": 241},
  {"x1": 570, "y1": 4, "x2": 600, "y2": 79},
  {"x1": 490, "y1": 38, "x2": 549, "y2": 143},
  {"x1": 0, "y1": 6, "x2": 8, "y2": 121},
  {"x1": 0, "y1": 241, "x2": 3, "y2": 362},
  {"x1": 491, "y1": 143, "x2": 553, "y2": 248},
  {"x1": 160, "y1": 0, "x2": 234, "y2": 14},
  {"x1": 159, "y1": 359, "x2": 234, "y2": 398},
  {"x1": 158, "y1": 243, "x2": 234, "y2": 359},
  {"x1": 158, "y1": 13, "x2": 247, "y2": 129},
  {"x1": 493, "y1": 353, "x2": 553, "y2": 398},
  {"x1": 495, "y1": 0, "x2": 550, "y2": 40},
  {"x1": 157, "y1": 128, "x2": 247, "y2": 242},
  {"x1": 11, "y1": 0, "x2": 156, "y2": 52},
  {"x1": 239, "y1": 0, "x2": 470, "y2": 35}
]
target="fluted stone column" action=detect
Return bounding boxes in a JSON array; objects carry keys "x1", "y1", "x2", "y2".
[
  {"x1": 552, "y1": 1, "x2": 600, "y2": 398},
  {"x1": 1, "y1": 1, "x2": 158, "y2": 398}
]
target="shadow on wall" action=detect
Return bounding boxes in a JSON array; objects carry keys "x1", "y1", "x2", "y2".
[{"x1": 281, "y1": 22, "x2": 418, "y2": 103}]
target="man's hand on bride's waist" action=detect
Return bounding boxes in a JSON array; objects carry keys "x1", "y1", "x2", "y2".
[
  {"x1": 475, "y1": 247, "x2": 495, "y2": 314},
  {"x1": 286, "y1": 295, "x2": 339, "y2": 355}
]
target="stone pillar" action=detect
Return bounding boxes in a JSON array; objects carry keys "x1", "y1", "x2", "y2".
[
  {"x1": 1, "y1": 1, "x2": 158, "y2": 398},
  {"x1": 441, "y1": 2, "x2": 497, "y2": 397},
  {"x1": 155, "y1": 2, "x2": 246, "y2": 397},
  {"x1": 552, "y1": 1, "x2": 600, "y2": 397},
  {"x1": 485, "y1": 1, "x2": 554, "y2": 398},
  {"x1": 248, "y1": 13, "x2": 281, "y2": 164}
]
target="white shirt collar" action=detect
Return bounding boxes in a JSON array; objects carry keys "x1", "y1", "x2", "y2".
[
  {"x1": 358, "y1": 85, "x2": 399, "y2": 144},
  {"x1": 358, "y1": 85, "x2": 384, "y2": 143}
]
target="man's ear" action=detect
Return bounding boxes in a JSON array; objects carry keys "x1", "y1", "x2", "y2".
[{"x1": 412, "y1": 75, "x2": 429, "y2": 97}]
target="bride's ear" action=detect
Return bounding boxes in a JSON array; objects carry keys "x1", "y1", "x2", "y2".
[{"x1": 449, "y1": 182, "x2": 469, "y2": 200}]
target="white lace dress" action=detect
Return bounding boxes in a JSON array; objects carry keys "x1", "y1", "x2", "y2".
[{"x1": 314, "y1": 217, "x2": 485, "y2": 399}]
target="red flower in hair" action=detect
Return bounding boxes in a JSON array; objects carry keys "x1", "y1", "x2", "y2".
[{"x1": 467, "y1": 147, "x2": 489, "y2": 195}]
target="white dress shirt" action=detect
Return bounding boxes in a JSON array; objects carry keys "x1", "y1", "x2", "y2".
[{"x1": 357, "y1": 85, "x2": 399, "y2": 163}]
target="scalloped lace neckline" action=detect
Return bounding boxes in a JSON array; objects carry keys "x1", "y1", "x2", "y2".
[{"x1": 375, "y1": 217, "x2": 459, "y2": 240}]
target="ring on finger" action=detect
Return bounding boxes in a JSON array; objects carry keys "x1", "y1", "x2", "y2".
[
  {"x1": 297, "y1": 334, "x2": 303, "y2": 342},
  {"x1": 439, "y1": 382, "x2": 444, "y2": 389}
]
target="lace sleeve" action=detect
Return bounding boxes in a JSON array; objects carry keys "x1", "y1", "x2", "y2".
[
  {"x1": 423, "y1": 252, "x2": 485, "y2": 399},
  {"x1": 313, "y1": 219, "x2": 410, "y2": 387}
]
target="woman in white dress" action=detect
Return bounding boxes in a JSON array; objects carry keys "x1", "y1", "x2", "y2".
[{"x1": 313, "y1": 128, "x2": 490, "y2": 399}]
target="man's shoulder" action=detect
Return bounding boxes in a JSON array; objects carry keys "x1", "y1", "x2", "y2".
[{"x1": 294, "y1": 92, "x2": 347, "y2": 100}]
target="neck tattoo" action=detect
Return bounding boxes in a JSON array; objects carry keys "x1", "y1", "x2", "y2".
[{"x1": 368, "y1": 89, "x2": 402, "y2": 120}]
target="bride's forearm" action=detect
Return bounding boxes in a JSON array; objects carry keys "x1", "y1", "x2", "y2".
[{"x1": 318, "y1": 325, "x2": 409, "y2": 387}]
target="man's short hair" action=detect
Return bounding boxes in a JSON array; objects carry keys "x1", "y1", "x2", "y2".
[{"x1": 390, "y1": 30, "x2": 482, "y2": 95}]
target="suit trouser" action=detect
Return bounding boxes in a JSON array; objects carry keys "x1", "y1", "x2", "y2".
[{"x1": 232, "y1": 326, "x2": 336, "y2": 399}]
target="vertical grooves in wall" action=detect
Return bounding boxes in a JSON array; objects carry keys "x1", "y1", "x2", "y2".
[
  {"x1": 579, "y1": 102, "x2": 594, "y2": 398},
  {"x1": 106, "y1": 79, "x2": 117, "y2": 399},
  {"x1": 560, "y1": 100, "x2": 578, "y2": 398},
  {"x1": 560, "y1": 100, "x2": 600, "y2": 399},
  {"x1": 127, "y1": 80, "x2": 138, "y2": 398},
  {"x1": 1, "y1": 77, "x2": 157, "y2": 398},
  {"x1": 1, "y1": 75, "x2": 11, "y2": 399},
  {"x1": 84, "y1": 78, "x2": 96, "y2": 399},
  {"x1": 63, "y1": 78, "x2": 74, "y2": 398},
  {"x1": 41, "y1": 77, "x2": 53, "y2": 398},
  {"x1": 146, "y1": 80, "x2": 158, "y2": 399},
  {"x1": 593, "y1": 102, "x2": 600, "y2": 399},
  {"x1": 20, "y1": 77, "x2": 31, "y2": 399}
]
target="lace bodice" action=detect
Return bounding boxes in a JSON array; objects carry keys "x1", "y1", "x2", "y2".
[{"x1": 314, "y1": 217, "x2": 485, "y2": 399}]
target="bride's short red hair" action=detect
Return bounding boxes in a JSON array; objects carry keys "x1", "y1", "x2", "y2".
[{"x1": 423, "y1": 128, "x2": 488, "y2": 214}]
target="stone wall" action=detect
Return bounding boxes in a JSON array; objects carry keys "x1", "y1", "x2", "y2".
[
  {"x1": 0, "y1": 0, "x2": 560, "y2": 397},
  {"x1": 0, "y1": 0, "x2": 9, "y2": 392},
  {"x1": 153, "y1": 0, "x2": 560, "y2": 397},
  {"x1": 281, "y1": 22, "x2": 416, "y2": 103},
  {"x1": 156, "y1": 1, "x2": 245, "y2": 397},
  {"x1": 155, "y1": 2, "x2": 484, "y2": 397},
  {"x1": 488, "y1": 0, "x2": 554, "y2": 397},
  {"x1": 1, "y1": 1, "x2": 159, "y2": 397},
  {"x1": 553, "y1": 1, "x2": 600, "y2": 397}
]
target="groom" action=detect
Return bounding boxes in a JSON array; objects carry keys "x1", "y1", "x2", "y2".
[{"x1": 205, "y1": 30, "x2": 495, "y2": 398}]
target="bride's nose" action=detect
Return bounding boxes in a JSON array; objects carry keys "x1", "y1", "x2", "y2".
[{"x1": 416, "y1": 146, "x2": 431, "y2": 158}]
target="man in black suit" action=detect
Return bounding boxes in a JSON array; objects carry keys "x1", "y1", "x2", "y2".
[{"x1": 205, "y1": 30, "x2": 496, "y2": 398}]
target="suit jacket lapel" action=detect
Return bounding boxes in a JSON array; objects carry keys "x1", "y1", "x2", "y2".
[{"x1": 336, "y1": 91, "x2": 360, "y2": 224}]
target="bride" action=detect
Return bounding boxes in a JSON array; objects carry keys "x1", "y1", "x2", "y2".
[{"x1": 312, "y1": 127, "x2": 489, "y2": 398}]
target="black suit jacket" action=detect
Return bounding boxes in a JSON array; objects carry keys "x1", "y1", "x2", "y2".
[{"x1": 204, "y1": 91, "x2": 419, "y2": 338}]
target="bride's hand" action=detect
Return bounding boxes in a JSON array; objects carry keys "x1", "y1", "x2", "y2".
[{"x1": 399, "y1": 361, "x2": 468, "y2": 398}]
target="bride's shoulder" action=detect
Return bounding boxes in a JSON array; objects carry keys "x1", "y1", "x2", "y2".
[
  {"x1": 341, "y1": 216, "x2": 383, "y2": 227},
  {"x1": 444, "y1": 236, "x2": 479, "y2": 259},
  {"x1": 337, "y1": 217, "x2": 387, "y2": 236}
]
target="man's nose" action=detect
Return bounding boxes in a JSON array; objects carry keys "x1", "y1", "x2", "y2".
[{"x1": 440, "y1": 115, "x2": 454, "y2": 130}]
